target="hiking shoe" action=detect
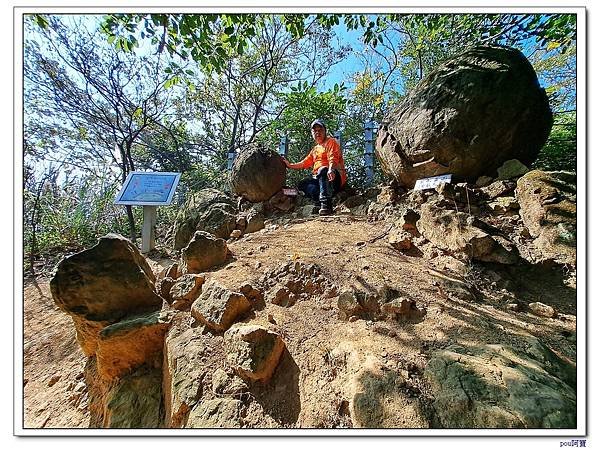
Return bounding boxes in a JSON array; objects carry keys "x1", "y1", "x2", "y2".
[{"x1": 319, "y1": 206, "x2": 333, "y2": 216}]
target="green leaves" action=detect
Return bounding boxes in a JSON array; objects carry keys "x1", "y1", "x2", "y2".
[
  {"x1": 33, "y1": 14, "x2": 49, "y2": 29},
  {"x1": 163, "y1": 76, "x2": 180, "y2": 89}
]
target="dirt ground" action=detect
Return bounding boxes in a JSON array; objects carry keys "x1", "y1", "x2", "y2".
[{"x1": 21, "y1": 214, "x2": 577, "y2": 428}]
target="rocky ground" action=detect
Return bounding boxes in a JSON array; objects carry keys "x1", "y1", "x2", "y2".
[{"x1": 23, "y1": 204, "x2": 577, "y2": 429}]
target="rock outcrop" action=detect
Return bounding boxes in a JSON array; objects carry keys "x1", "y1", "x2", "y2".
[
  {"x1": 375, "y1": 45, "x2": 552, "y2": 187},
  {"x1": 261, "y1": 261, "x2": 335, "y2": 308},
  {"x1": 338, "y1": 286, "x2": 425, "y2": 322},
  {"x1": 424, "y1": 338, "x2": 576, "y2": 428},
  {"x1": 95, "y1": 310, "x2": 173, "y2": 380},
  {"x1": 515, "y1": 170, "x2": 576, "y2": 266},
  {"x1": 50, "y1": 234, "x2": 163, "y2": 356},
  {"x1": 417, "y1": 202, "x2": 519, "y2": 264},
  {"x1": 102, "y1": 368, "x2": 164, "y2": 428},
  {"x1": 163, "y1": 326, "x2": 207, "y2": 428},
  {"x1": 172, "y1": 189, "x2": 237, "y2": 250},
  {"x1": 230, "y1": 143, "x2": 286, "y2": 202}
]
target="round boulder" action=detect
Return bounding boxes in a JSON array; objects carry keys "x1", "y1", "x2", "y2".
[
  {"x1": 230, "y1": 143, "x2": 286, "y2": 202},
  {"x1": 375, "y1": 45, "x2": 552, "y2": 187}
]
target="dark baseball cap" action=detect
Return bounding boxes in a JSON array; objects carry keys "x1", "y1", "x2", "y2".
[{"x1": 310, "y1": 119, "x2": 327, "y2": 131}]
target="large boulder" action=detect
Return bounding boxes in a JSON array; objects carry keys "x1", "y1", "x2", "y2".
[
  {"x1": 230, "y1": 143, "x2": 286, "y2": 202},
  {"x1": 515, "y1": 170, "x2": 576, "y2": 266},
  {"x1": 172, "y1": 189, "x2": 237, "y2": 250},
  {"x1": 375, "y1": 45, "x2": 552, "y2": 187},
  {"x1": 50, "y1": 234, "x2": 163, "y2": 355}
]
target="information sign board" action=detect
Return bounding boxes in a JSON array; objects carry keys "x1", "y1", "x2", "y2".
[
  {"x1": 114, "y1": 172, "x2": 181, "y2": 206},
  {"x1": 413, "y1": 174, "x2": 452, "y2": 191}
]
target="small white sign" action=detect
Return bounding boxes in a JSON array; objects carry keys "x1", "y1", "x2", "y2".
[
  {"x1": 282, "y1": 188, "x2": 298, "y2": 196},
  {"x1": 413, "y1": 174, "x2": 452, "y2": 191},
  {"x1": 114, "y1": 172, "x2": 181, "y2": 206}
]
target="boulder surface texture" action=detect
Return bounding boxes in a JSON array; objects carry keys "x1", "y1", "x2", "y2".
[
  {"x1": 172, "y1": 189, "x2": 236, "y2": 250},
  {"x1": 515, "y1": 170, "x2": 576, "y2": 266},
  {"x1": 50, "y1": 234, "x2": 163, "y2": 355},
  {"x1": 230, "y1": 143, "x2": 286, "y2": 202},
  {"x1": 375, "y1": 45, "x2": 552, "y2": 187}
]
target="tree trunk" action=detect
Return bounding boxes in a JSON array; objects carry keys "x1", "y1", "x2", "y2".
[
  {"x1": 126, "y1": 205, "x2": 136, "y2": 242},
  {"x1": 118, "y1": 142, "x2": 137, "y2": 242}
]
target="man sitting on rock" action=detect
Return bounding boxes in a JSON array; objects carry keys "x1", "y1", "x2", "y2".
[{"x1": 282, "y1": 119, "x2": 347, "y2": 216}]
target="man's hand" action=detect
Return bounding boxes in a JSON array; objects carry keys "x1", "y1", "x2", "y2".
[
  {"x1": 281, "y1": 157, "x2": 292, "y2": 169},
  {"x1": 327, "y1": 169, "x2": 336, "y2": 182}
]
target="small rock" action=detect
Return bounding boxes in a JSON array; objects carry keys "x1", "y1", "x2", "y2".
[
  {"x1": 47, "y1": 375, "x2": 60, "y2": 387},
  {"x1": 338, "y1": 290, "x2": 363, "y2": 320},
  {"x1": 388, "y1": 228, "x2": 413, "y2": 251},
  {"x1": 529, "y1": 302, "x2": 556, "y2": 318},
  {"x1": 190, "y1": 280, "x2": 252, "y2": 332},
  {"x1": 497, "y1": 159, "x2": 529, "y2": 180},
  {"x1": 255, "y1": 261, "x2": 262, "y2": 269},
  {"x1": 157, "y1": 277, "x2": 176, "y2": 301},
  {"x1": 488, "y1": 196, "x2": 520, "y2": 215},
  {"x1": 506, "y1": 303, "x2": 524, "y2": 312},
  {"x1": 181, "y1": 231, "x2": 228, "y2": 273},
  {"x1": 239, "y1": 283, "x2": 263, "y2": 305},
  {"x1": 230, "y1": 229, "x2": 243, "y2": 239},
  {"x1": 475, "y1": 176, "x2": 494, "y2": 187},
  {"x1": 224, "y1": 324, "x2": 286, "y2": 383},
  {"x1": 382, "y1": 298, "x2": 426, "y2": 320},
  {"x1": 170, "y1": 273, "x2": 206, "y2": 311},
  {"x1": 267, "y1": 284, "x2": 293, "y2": 307}
]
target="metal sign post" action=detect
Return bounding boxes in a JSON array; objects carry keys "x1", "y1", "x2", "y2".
[
  {"x1": 278, "y1": 135, "x2": 289, "y2": 157},
  {"x1": 364, "y1": 121, "x2": 377, "y2": 185},
  {"x1": 227, "y1": 151, "x2": 236, "y2": 170},
  {"x1": 141, "y1": 206, "x2": 157, "y2": 253},
  {"x1": 114, "y1": 171, "x2": 181, "y2": 253}
]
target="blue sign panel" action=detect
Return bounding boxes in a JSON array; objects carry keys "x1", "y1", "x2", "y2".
[{"x1": 114, "y1": 172, "x2": 181, "y2": 206}]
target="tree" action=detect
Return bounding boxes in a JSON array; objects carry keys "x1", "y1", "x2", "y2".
[
  {"x1": 25, "y1": 15, "x2": 184, "y2": 240},
  {"x1": 181, "y1": 16, "x2": 348, "y2": 167},
  {"x1": 258, "y1": 82, "x2": 347, "y2": 187}
]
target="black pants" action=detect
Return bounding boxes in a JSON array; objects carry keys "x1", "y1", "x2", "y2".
[{"x1": 298, "y1": 168, "x2": 342, "y2": 206}]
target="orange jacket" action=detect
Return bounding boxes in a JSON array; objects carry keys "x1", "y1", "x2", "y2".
[{"x1": 298, "y1": 136, "x2": 347, "y2": 186}]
